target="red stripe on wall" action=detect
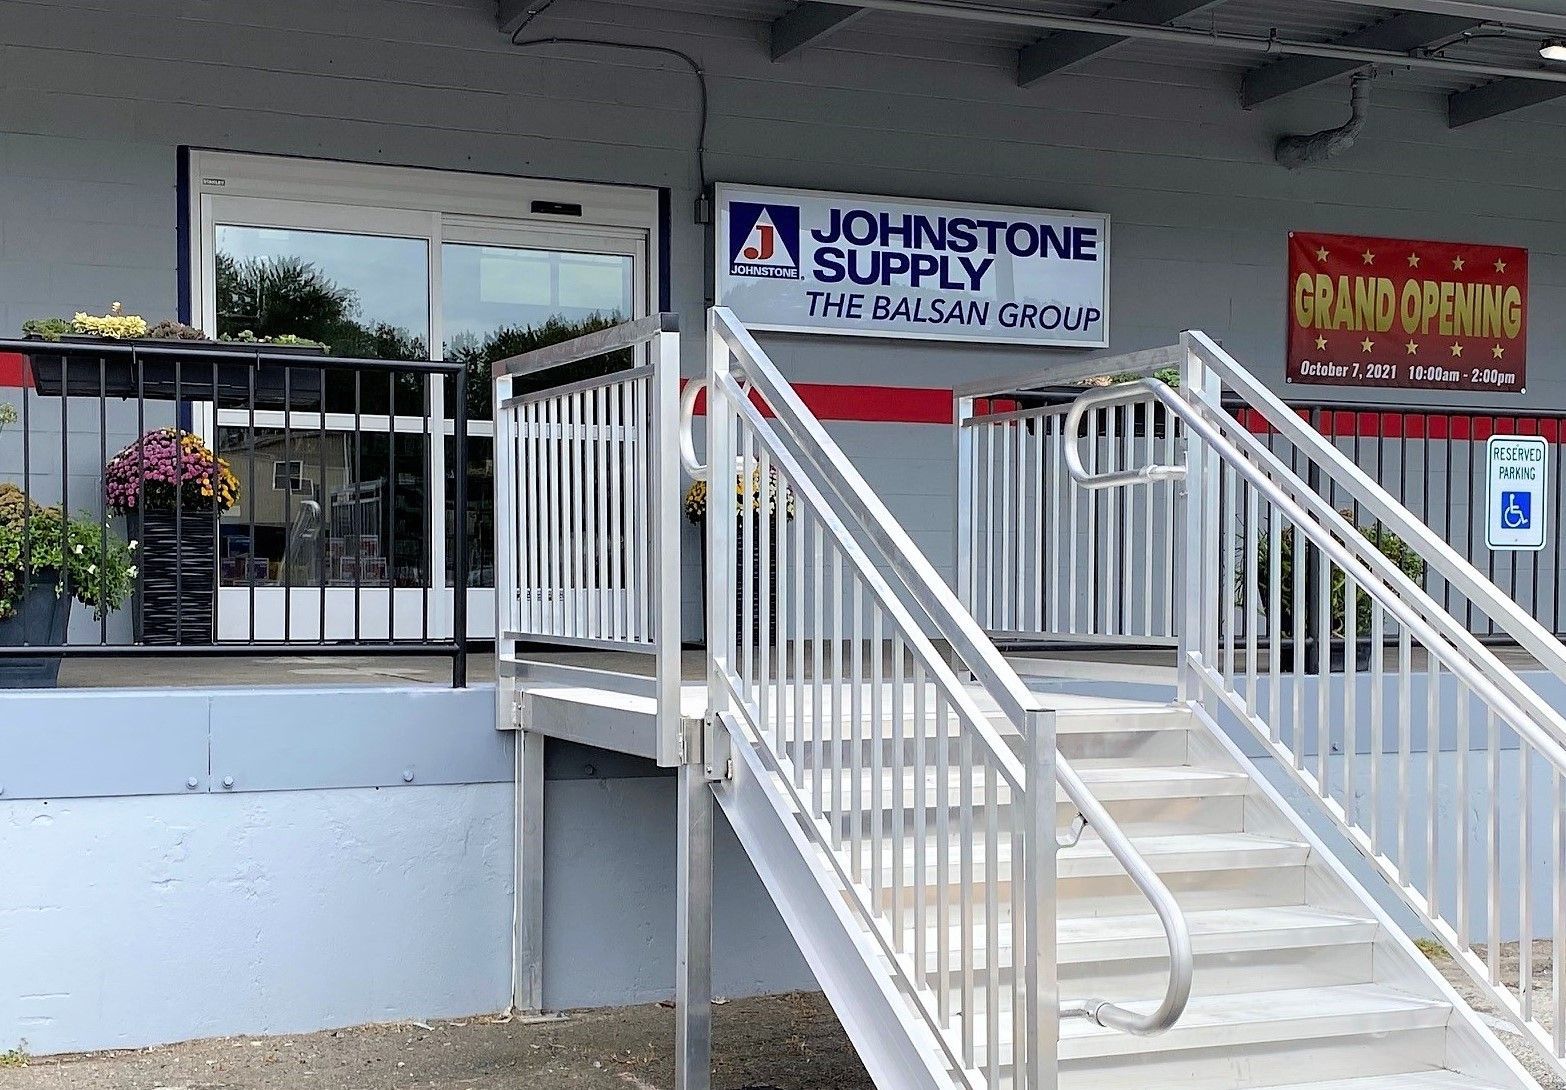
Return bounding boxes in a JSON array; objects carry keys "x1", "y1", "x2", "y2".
[
  {"x1": 0, "y1": 352, "x2": 32, "y2": 389},
  {"x1": 681, "y1": 379, "x2": 952, "y2": 425}
]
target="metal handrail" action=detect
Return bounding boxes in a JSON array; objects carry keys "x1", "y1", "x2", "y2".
[
  {"x1": 1186, "y1": 329, "x2": 1566, "y2": 695},
  {"x1": 1063, "y1": 377, "x2": 1566, "y2": 779},
  {"x1": 708, "y1": 306, "x2": 1192, "y2": 1040}
]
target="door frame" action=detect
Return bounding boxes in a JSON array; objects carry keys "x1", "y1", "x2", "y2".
[{"x1": 185, "y1": 151, "x2": 659, "y2": 642}]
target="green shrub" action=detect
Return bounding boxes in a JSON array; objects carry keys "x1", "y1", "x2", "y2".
[{"x1": 1251, "y1": 511, "x2": 1425, "y2": 638}]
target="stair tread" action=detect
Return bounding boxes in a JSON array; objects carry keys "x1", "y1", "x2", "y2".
[
  {"x1": 830, "y1": 762, "x2": 1248, "y2": 807},
  {"x1": 1245, "y1": 1075, "x2": 1512, "y2": 1090},
  {"x1": 908, "y1": 905, "x2": 1379, "y2": 973},
  {"x1": 866, "y1": 831, "x2": 1311, "y2": 887},
  {"x1": 1045, "y1": 984, "x2": 1449, "y2": 1060}
]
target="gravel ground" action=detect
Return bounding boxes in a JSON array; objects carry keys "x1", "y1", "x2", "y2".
[
  {"x1": 1, "y1": 945, "x2": 1557, "y2": 1090},
  {"x1": 0, "y1": 994, "x2": 872, "y2": 1090},
  {"x1": 1430, "y1": 941, "x2": 1562, "y2": 1090}
]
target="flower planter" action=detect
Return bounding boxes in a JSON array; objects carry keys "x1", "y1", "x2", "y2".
[
  {"x1": 1275, "y1": 636, "x2": 1376, "y2": 674},
  {"x1": 131, "y1": 509, "x2": 219, "y2": 645},
  {"x1": 0, "y1": 570, "x2": 71, "y2": 688},
  {"x1": 23, "y1": 337, "x2": 326, "y2": 403}
]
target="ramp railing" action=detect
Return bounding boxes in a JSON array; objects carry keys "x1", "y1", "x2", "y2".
[
  {"x1": 491, "y1": 314, "x2": 682, "y2": 763},
  {"x1": 1059, "y1": 331, "x2": 1566, "y2": 1079},
  {"x1": 693, "y1": 307, "x2": 1191, "y2": 1089}
]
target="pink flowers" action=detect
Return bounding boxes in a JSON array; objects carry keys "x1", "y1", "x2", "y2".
[{"x1": 105, "y1": 428, "x2": 240, "y2": 514}]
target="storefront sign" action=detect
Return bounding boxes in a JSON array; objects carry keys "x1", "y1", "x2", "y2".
[
  {"x1": 714, "y1": 184, "x2": 1110, "y2": 347},
  {"x1": 1286, "y1": 231, "x2": 1528, "y2": 393},
  {"x1": 1486, "y1": 435, "x2": 1548, "y2": 551}
]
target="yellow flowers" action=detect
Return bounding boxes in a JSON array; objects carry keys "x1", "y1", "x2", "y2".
[{"x1": 72, "y1": 302, "x2": 148, "y2": 340}]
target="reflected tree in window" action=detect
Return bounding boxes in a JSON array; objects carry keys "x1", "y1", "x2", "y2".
[{"x1": 445, "y1": 311, "x2": 628, "y2": 421}]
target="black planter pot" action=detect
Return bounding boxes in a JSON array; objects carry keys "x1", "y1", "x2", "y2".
[
  {"x1": 131, "y1": 508, "x2": 219, "y2": 645},
  {"x1": 1276, "y1": 636, "x2": 1376, "y2": 673},
  {"x1": 24, "y1": 337, "x2": 326, "y2": 403},
  {"x1": 0, "y1": 571, "x2": 71, "y2": 688}
]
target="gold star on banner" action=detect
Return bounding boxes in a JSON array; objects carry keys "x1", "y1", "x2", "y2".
[
  {"x1": 1453, "y1": 255, "x2": 1466, "y2": 272},
  {"x1": 1405, "y1": 340, "x2": 1420, "y2": 355},
  {"x1": 1494, "y1": 257, "x2": 1508, "y2": 274},
  {"x1": 1315, "y1": 246, "x2": 1330, "y2": 263},
  {"x1": 1361, "y1": 337, "x2": 1375, "y2": 352},
  {"x1": 1451, "y1": 342, "x2": 1465, "y2": 358},
  {"x1": 1315, "y1": 335, "x2": 1329, "y2": 351},
  {"x1": 1493, "y1": 344, "x2": 1506, "y2": 359},
  {"x1": 1407, "y1": 252, "x2": 1421, "y2": 268},
  {"x1": 1361, "y1": 249, "x2": 1376, "y2": 265}
]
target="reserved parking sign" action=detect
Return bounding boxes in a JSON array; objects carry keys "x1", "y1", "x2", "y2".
[{"x1": 1486, "y1": 434, "x2": 1549, "y2": 551}]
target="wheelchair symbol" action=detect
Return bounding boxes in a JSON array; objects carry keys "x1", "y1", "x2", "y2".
[{"x1": 1502, "y1": 491, "x2": 1532, "y2": 530}]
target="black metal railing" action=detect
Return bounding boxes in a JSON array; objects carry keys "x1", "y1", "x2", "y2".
[{"x1": 0, "y1": 338, "x2": 468, "y2": 686}]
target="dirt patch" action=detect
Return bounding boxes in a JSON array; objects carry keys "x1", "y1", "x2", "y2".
[
  {"x1": 0, "y1": 994, "x2": 870, "y2": 1090},
  {"x1": 1427, "y1": 941, "x2": 1562, "y2": 1090}
]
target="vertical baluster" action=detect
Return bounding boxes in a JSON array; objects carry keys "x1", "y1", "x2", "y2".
[
  {"x1": 1488, "y1": 708, "x2": 1502, "y2": 985},
  {"x1": 1245, "y1": 480, "x2": 1259, "y2": 711},
  {"x1": 606, "y1": 384, "x2": 622, "y2": 641},
  {"x1": 793, "y1": 510, "x2": 807, "y2": 790},
  {"x1": 1290, "y1": 504, "x2": 1306, "y2": 771},
  {"x1": 1519, "y1": 741, "x2": 1533, "y2": 1020},
  {"x1": 985, "y1": 757, "x2": 1000, "y2": 1088},
  {"x1": 1141, "y1": 404, "x2": 1155, "y2": 637},
  {"x1": 1163, "y1": 411, "x2": 1178, "y2": 638},
  {"x1": 1034, "y1": 415, "x2": 1047, "y2": 634},
  {"x1": 1427, "y1": 656, "x2": 1440, "y2": 917},
  {"x1": 870, "y1": 608, "x2": 884, "y2": 902},
  {"x1": 758, "y1": 450, "x2": 772, "y2": 733},
  {"x1": 1067, "y1": 415, "x2": 1080, "y2": 635},
  {"x1": 742, "y1": 430, "x2": 755, "y2": 691},
  {"x1": 1103, "y1": 406, "x2": 1119, "y2": 635},
  {"x1": 1316, "y1": 551, "x2": 1331, "y2": 798},
  {"x1": 830, "y1": 548, "x2": 844, "y2": 847},
  {"x1": 1456, "y1": 685, "x2": 1470, "y2": 946},
  {"x1": 1220, "y1": 464, "x2": 1236, "y2": 684},
  {"x1": 1343, "y1": 571, "x2": 1358, "y2": 824},
  {"x1": 890, "y1": 635, "x2": 906, "y2": 939},
  {"x1": 1050, "y1": 416, "x2": 1064, "y2": 635},
  {"x1": 546, "y1": 397, "x2": 562, "y2": 637},
  {"x1": 999, "y1": 423, "x2": 1012, "y2": 632},
  {"x1": 912, "y1": 661, "x2": 928, "y2": 989},
  {"x1": 983, "y1": 423, "x2": 997, "y2": 630},
  {"x1": 568, "y1": 390, "x2": 583, "y2": 638},
  {"x1": 1085, "y1": 410, "x2": 1100, "y2": 636},
  {"x1": 935, "y1": 691, "x2": 951, "y2": 1023},
  {"x1": 959, "y1": 729, "x2": 976, "y2": 1069},
  {"x1": 851, "y1": 579, "x2": 864, "y2": 883},
  {"x1": 1371, "y1": 604, "x2": 1385, "y2": 855},
  {"x1": 1553, "y1": 767, "x2": 1564, "y2": 1056},
  {"x1": 776, "y1": 471, "x2": 790, "y2": 762},
  {"x1": 812, "y1": 519, "x2": 825, "y2": 817},
  {"x1": 1398, "y1": 626, "x2": 1413, "y2": 884},
  {"x1": 635, "y1": 380, "x2": 651, "y2": 642},
  {"x1": 1267, "y1": 505, "x2": 1282, "y2": 743},
  {"x1": 595, "y1": 385, "x2": 609, "y2": 640}
]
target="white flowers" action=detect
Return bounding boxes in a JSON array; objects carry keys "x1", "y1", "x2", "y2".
[
  {"x1": 128, "y1": 540, "x2": 139, "y2": 552},
  {"x1": 73, "y1": 543, "x2": 84, "y2": 555},
  {"x1": 86, "y1": 564, "x2": 97, "y2": 575},
  {"x1": 126, "y1": 566, "x2": 138, "y2": 578}
]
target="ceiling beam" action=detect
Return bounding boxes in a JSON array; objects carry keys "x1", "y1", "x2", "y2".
[
  {"x1": 1241, "y1": 12, "x2": 1483, "y2": 108},
  {"x1": 771, "y1": 3, "x2": 871, "y2": 61},
  {"x1": 1450, "y1": 77, "x2": 1566, "y2": 125},
  {"x1": 1326, "y1": 0, "x2": 1566, "y2": 33},
  {"x1": 1017, "y1": 0, "x2": 1224, "y2": 87}
]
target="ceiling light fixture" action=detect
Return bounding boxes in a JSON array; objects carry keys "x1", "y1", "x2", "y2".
[{"x1": 1542, "y1": 39, "x2": 1566, "y2": 61}]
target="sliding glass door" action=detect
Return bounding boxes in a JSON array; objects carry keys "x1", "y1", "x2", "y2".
[{"x1": 193, "y1": 174, "x2": 649, "y2": 642}]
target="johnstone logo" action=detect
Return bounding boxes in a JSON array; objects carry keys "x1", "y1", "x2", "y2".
[{"x1": 729, "y1": 201, "x2": 801, "y2": 279}]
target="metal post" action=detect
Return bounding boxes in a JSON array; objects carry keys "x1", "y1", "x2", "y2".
[
  {"x1": 1176, "y1": 335, "x2": 1205, "y2": 702},
  {"x1": 453, "y1": 362, "x2": 470, "y2": 687},
  {"x1": 707, "y1": 310, "x2": 735, "y2": 715},
  {"x1": 675, "y1": 762, "x2": 714, "y2": 1090},
  {"x1": 494, "y1": 370, "x2": 518, "y2": 728},
  {"x1": 513, "y1": 728, "x2": 545, "y2": 1013},
  {"x1": 955, "y1": 395, "x2": 976, "y2": 619},
  {"x1": 652, "y1": 325, "x2": 684, "y2": 765},
  {"x1": 1022, "y1": 708, "x2": 1059, "y2": 1090}
]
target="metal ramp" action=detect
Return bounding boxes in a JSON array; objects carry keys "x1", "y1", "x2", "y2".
[{"x1": 492, "y1": 310, "x2": 1563, "y2": 1090}]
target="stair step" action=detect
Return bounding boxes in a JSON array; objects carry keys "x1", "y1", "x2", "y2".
[
  {"x1": 825, "y1": 762, "x2": 1247, "y2": 809},
  {"x1": 979, "y1": 984, "x2": 1452, "y2": 1065},
  {"x1": 907, "y1": 905, "x2": 1379, "y2": 976},
  {"x1": 867, "y1": 831, "x2": 1311, "y2": 894},
  {"x1": 1242, "y1": 1075, "x2": 1512, "y2": 1090}
]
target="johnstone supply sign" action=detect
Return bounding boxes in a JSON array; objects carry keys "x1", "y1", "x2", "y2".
[
  {"x1": 714, "y1": 184, "x2": 1110, "y2": 347},
  {"x1": 1286, "y1": 230, "x2": 1529, "y2": 394}
]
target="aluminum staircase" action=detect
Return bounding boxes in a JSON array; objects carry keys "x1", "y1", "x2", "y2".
[
  {"x1": 494, "y1": 311, "x2": 1560, "y2": 1090},
  {"x1": 714, "y1": 674, "x2": 1535, "y2": 1090}
]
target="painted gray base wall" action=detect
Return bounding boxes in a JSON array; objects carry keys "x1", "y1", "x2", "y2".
[{"x1": 0, "y1": 783, "x2": 515, "y2": 1056}]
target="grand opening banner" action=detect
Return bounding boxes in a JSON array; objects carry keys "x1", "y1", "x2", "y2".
[
  {"x1": 714, "y1": 184, "x2": 1110, "y2": 347},
  {"x1": 1287, "y1": 230, "x2": 1528, "y2": 393}
]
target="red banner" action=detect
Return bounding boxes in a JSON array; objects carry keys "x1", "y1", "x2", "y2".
[{"x1": 1286, "y1": 231, "x2": 1528, "y2": 394}]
